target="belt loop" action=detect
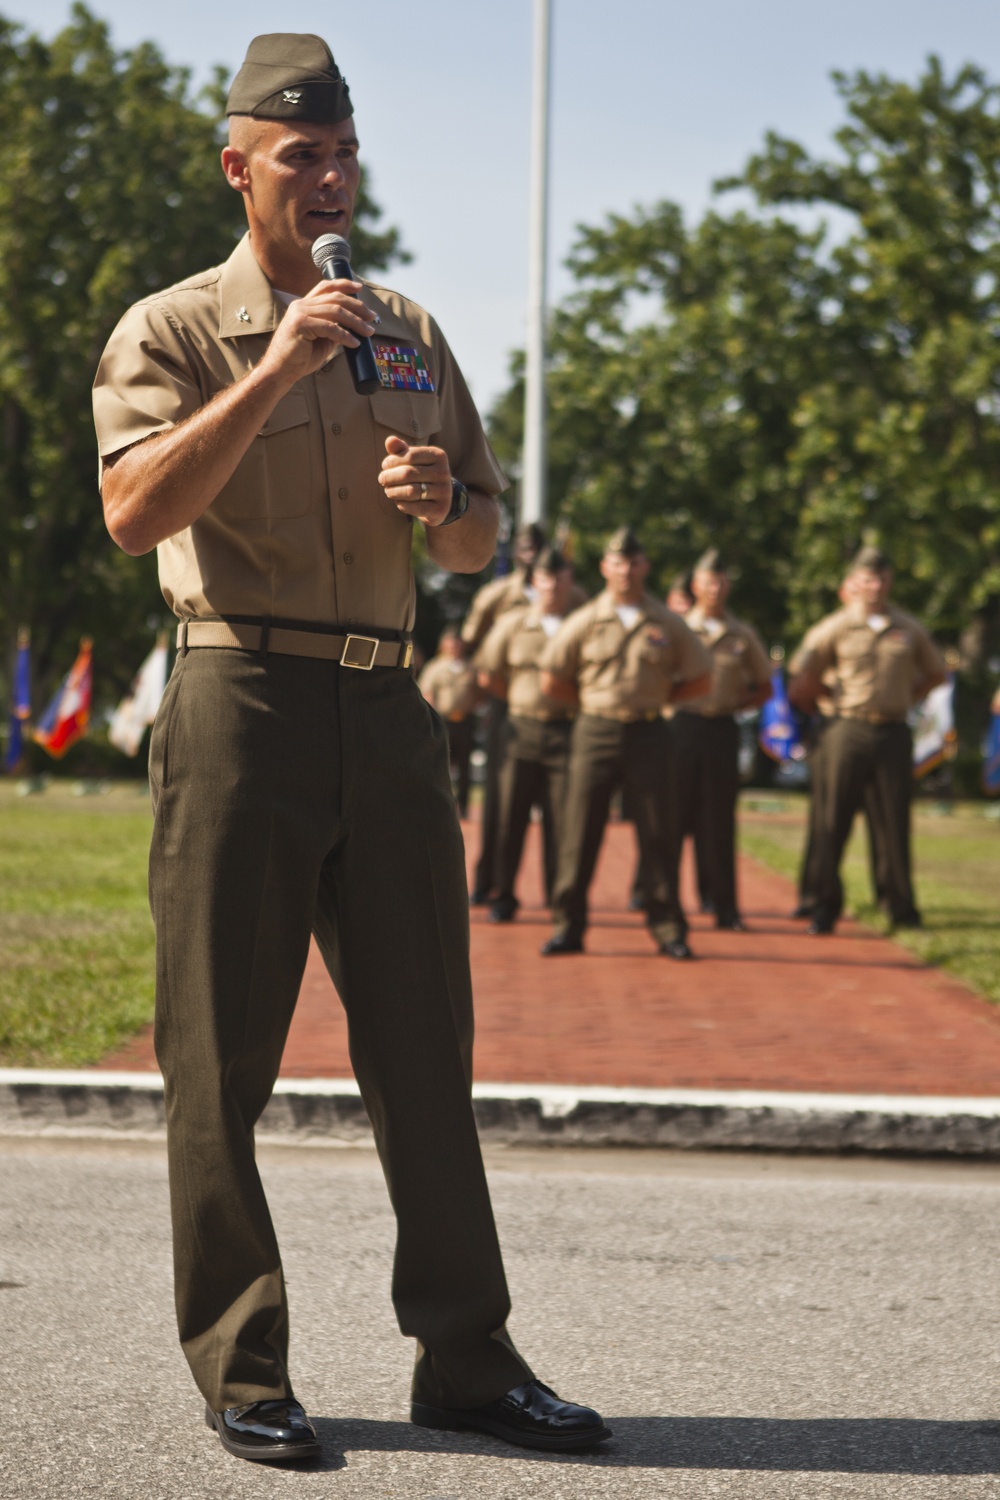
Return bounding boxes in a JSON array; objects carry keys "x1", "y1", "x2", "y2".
[
  {"x1": 258, "y1": 618, "x2": 271, "y2": 658},
  {"x1": 179, "y1": 620, "x2": 189, "y2": 657}
]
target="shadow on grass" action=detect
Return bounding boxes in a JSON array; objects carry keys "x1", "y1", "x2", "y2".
[{"x1": 311, "y1": 1414, "x2": 1000, "y2": 1473}]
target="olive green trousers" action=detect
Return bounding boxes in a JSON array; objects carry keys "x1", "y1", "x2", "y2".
[{"x1": 148, "y1": 648, "x2": 531, "y2": 1412}]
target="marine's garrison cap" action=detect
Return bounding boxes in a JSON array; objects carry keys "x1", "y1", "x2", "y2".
[
  {"x1": 604, "y1": 526, "x2": 644, "y2": 558},
  {"x1": 516, "y1": 522, "x2": 546, "y2": 553},
  {"x1": 852, "y1": 544, "x2": 892, "y2": 572},
  {"x1": 534, "y1": 545, "x2": 568, "y2": 574},
  {"x1": 693, "y1": 547, "x2": 727, "y2": 575},
  {"x1": 227, "y1": 34, "x2": 353, "y2": 122}
]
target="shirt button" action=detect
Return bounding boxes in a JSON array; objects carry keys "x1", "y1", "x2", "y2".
[
  {"x1": 343, "y1": 552, "x2": 353, "y2": 564},
  {"x1": 338, "y1": 486, "x2": 349, "y2": 499},
  {"x1": 330, "y1": 422, "x2": 342, "y2": 435}
]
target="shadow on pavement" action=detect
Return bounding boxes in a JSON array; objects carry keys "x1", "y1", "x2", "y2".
[{"x1": 313, "y1": 1415, "x2": 1000, "y2": 1473}]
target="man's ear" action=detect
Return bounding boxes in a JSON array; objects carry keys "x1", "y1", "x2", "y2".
[{"x1": 221, "y1": 147, "x2": 250, "y2": 193}]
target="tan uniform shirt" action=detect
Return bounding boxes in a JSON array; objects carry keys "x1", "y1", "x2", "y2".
[
  {"x1": 460, "y1": 570, "x2": 587, "y2": 652},
  {"x1": 541, "y1": 591, "x2": 711, "y2": 721},
  {"x1": 678, "y1": 606, "x2": 771, "y2": 717},
  {"x1": 418, "y1": 655, "x2": 479, "y2": 720},
  {"x1": 92, "y1": 233, "x2": 506, "y2": 632},
  {"x1": 789, "y1": 601, "x2": 945, "y2": 722},
  {"x1": 476, "y1": 604, "x2": 575, "y2": 721}
]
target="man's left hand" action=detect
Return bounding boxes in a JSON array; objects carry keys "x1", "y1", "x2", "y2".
[{"x1": 379, "y1": 435, "x2": 453, "y2": 526}]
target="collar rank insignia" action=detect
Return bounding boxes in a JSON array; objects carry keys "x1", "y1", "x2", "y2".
[
  {"x1": 282, "y1": 90, "x2": 302, "y2": 103},
  {"x1": 373, "y1": 341, "x2": 435, "y2": 392},
  {"x1": 236, "y1": 306, "x2": 251, "y2": 323}
]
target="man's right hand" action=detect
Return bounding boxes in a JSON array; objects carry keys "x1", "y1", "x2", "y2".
[{"x1": 261, "y1": 278, "x2": 378, "y2": 385}]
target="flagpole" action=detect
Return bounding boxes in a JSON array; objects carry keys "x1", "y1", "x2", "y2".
[{"x1": 521, "y1": 0, "x2": 552, "y2": 528}]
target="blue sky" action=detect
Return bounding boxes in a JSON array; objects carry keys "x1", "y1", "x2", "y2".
[{"x1": 13, "y1": 1, "x2": 1000, "y2": 409}]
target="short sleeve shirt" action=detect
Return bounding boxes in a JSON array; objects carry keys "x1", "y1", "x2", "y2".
[
  {"x1": 540, "y1": 591, "x2": 712, "y2": 719},
  {"x1": 417, "y1": 656, "x2": 479, "y2": 719},
  {"x1": 789, "y1": 602, "x2": 945, "y2": 721},
  {"x1": 461, "y1": 571, "x2": 587, "y2": 652},
  {"x1": 476, "y1": 604, "x2": 576, "y2": 720},
  {"x1": 678, "y1": 606, "x2": 771, "y2": 717},
  {"x1": 92, "y1": 233, "x2": 506, "y2": 633}
]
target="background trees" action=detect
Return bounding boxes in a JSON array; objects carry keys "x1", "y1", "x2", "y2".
[
  {"x1": 0, "y1": 4, "x2": 404, "y2": 708},
  {"x1": 489, "y1": 58, "x2": 1000, "y2": 664}
]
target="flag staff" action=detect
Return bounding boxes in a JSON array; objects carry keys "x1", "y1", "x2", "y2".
[{"x1": 521, "y1": 0, "x2": 552, "y2": 527}]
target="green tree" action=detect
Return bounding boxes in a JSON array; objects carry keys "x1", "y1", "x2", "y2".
[
  {"x1": 0, "y1": 4, "x2": 405, "y2": 712},
  {"x1": 490, "y1": 57, "x2": 1000, "y2": 655}
]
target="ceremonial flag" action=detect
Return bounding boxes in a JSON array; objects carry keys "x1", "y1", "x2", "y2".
[
  {"x1": 758, "y1": 666, "x2": 801, "y2": 762},
  {"x1": 984, "y1": 704, "x2": 1000, "y2": 796},
  {"x1": 35, "y1": 638, "x2": 92, "y2": 759},
  {"x1": 109, "y1": 636, "x2": 169, "y2": 756},
  {"x1": 4, "y1": 627, "x2": 31, "y2": 773},
  {"x1": 911, "y1": 674, "x2": 957, "y2": 779}
]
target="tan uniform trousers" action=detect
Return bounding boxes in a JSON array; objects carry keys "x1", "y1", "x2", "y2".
[
  {"x1": 552, "y1": 714, "x2": 686, "y2": 947},
  {"x1": 149, "y1": 646, "x2": 531, "y2": 1412}
]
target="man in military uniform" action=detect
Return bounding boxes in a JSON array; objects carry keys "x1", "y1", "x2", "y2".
[
  {"x1": 672, "y1": 550, "x2": 771, "y2": 930},
  {"x1": 475, "y1": 546, "x2": 578, "y2": 921},
  {"x1": 94, "y1": 33, "x2": 608, "y2": 1465},
  {"x1": 793, "y1": 575, "x2": 889, "y2": 919},
  {"x1": 789, "y1": 545, "x2": 946, "y2": 935},
  {"x1": 539, "y1": 528, "x2": 712, "y2": 958},
  {"x1": 418, "y1": 626, "x2": 480, "y2": 816}
]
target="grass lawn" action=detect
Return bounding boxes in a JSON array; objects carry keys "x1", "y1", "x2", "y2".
[
  {"x1": 740, "y1": 793, "x2": 1000, "y2": 1005},
  {"x1": 0, "y1": 782, "x2": 154, "y2": 1067}
]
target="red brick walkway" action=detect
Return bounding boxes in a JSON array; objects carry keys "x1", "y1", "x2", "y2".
[{"x1": 102, "y1": 816, "x2": 1000, "y2": 1096}]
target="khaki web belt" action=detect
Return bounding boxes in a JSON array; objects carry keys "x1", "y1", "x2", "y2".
[{"x1": 176, "y1": 619, "x2": 412, "y2": 671}]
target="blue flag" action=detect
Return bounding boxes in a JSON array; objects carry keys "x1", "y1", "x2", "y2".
[
  {"x1": 983, "y1": 707, "x2": 1000, "y2": 796},
  {"x1": 4, "y1": 627, "x2": 31, "y2": 773},
  {"x1": 758, "y1": 665, "x2": 802, "y2": 763}
]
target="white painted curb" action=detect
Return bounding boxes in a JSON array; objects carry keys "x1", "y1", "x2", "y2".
[{"x1": 3, "y1": 1070, "x2": 1000, "y2": 1155}]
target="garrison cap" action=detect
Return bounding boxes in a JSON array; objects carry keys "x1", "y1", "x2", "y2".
[
  {"x1": 533, "y1": 545, "x2": 568, "y2": 574},
  {"x1": 515, "y1": 522, "x2": 546, "y2": 553},
  {"x1": 226, "y1": 34, "x2": 353, "y2": 122},
  {"x1": 693, "y1": 547, "x2": 727, "y2": 575},
  {"x1": 852, "y1": 544, "x2": 892, "y2": 573},
  {"x1": 604, "y1": 526, "x2": 644, "y2": 558}
]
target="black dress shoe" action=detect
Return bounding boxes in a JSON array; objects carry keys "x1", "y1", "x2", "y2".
[
  {"x1": 205, "y1": 1399, "x2": 320, "y2": 1464},
  {"x1": 411, "y1": 1379, "x2": 611, "y2": 1452},
  {"x1": 791, "y1": 903, "x2": 814, "y2": 920},
  {"x1": 469, "y1": 888, "x2": 493, "y2": 906},
  {"x1": 659, "y1": 938, "x2": 693, "y2": 959},
  {"x1": 891, "y1": 911, "x2": 923, "y2": 930},
  {"x1": 627, "y1": 893, "x2": 645, "y2": 912},
  {"x1": 716, "y1": 917, "x2": 747, "y2": 932},
  {"x1": 540, "y1": 934, "x2": 584, "y2": 955},
  {"x1": 807, "y1": 915, "x2": 835, "y2": 935},
  {"x1": 488, "y1": 897, "x2": 519, "y2": 923}
]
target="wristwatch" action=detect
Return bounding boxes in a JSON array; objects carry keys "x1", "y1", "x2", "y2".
[{"x1": 439, "y1": 479, "x2": 469, "y2": 527}]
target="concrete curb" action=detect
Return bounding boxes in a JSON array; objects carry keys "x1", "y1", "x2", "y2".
[{"x1": 3, "y1": 1070, "x2": 1000, "y2": 1156}]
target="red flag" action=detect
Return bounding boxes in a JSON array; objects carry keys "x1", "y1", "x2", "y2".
[{"x1": 35, "y1": 638, "x2": 93, "y2": 759}]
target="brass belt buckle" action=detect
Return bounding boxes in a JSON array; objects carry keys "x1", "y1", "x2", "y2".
[{"x1": 340, "y1": 634, "x2": 379, "y2": 670}]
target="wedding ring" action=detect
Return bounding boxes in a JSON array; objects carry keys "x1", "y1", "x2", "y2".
[{"x1": 420, "y1": 482, "x2": 428, "y2": 501}]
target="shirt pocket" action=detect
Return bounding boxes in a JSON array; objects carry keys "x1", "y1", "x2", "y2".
[
  {"x1": 211, "y1": 387, "x2": 313, "y2": 522},
  {"x1": 369, "y1": 389, "x2": 443, "y2": 445}
]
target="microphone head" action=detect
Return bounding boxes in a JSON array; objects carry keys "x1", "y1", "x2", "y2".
[{"x1": 311, "y1": 234, "x2": 352, "y2": 271}]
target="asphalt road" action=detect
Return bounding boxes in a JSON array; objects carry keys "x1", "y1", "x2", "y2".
[{"x1": 2, "y1": 1139, "x2": 1000, "y2": 1499}]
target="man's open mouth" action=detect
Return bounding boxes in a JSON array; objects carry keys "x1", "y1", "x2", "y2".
[{"x1": 307, "y1": 208, "x2": 344, "y2": 223}]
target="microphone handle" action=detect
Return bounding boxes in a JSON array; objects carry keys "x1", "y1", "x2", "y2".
[{"x1": 328, "y1": 255, "x2": 381, "y2": 394}]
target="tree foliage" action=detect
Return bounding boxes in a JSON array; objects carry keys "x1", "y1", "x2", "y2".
[
  {"x1": 0, "y1": 4, "x2": 405, "y2": 704},
  {"x1": 490, "y1": 57, "x2": 1000, "y2": 652}
]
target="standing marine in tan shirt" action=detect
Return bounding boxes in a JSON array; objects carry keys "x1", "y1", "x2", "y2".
[
  {"x1": 418, "y1": 626, "x2": 480, "y2": 817},
  {"x1": 475, "y1": 546, "x2": 581, "y2": 921},
  {"x1": 93, "y1": 31, "x2": 608, "y2": 1465},
  {"x1": 789, "y1": 545, "x2": 946, "y2": 934},
  {"x1": 673, "y1": 550, "x2": 771, "y2": 930},
  {"x1": 539, "y1": 528, "x2": 712, "y2": 958}
]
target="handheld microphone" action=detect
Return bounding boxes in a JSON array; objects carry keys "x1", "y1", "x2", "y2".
[{"x1": 310, "y1": 234, "x2": 382, "y2": 394}]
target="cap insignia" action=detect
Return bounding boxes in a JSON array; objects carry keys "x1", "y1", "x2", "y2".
[
  {"x1": 282, "y1": 89, "x2": 302, "y2": 103},
  {"x1": 236, "y1": 306, "x2": 252, "y2": 323}
]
